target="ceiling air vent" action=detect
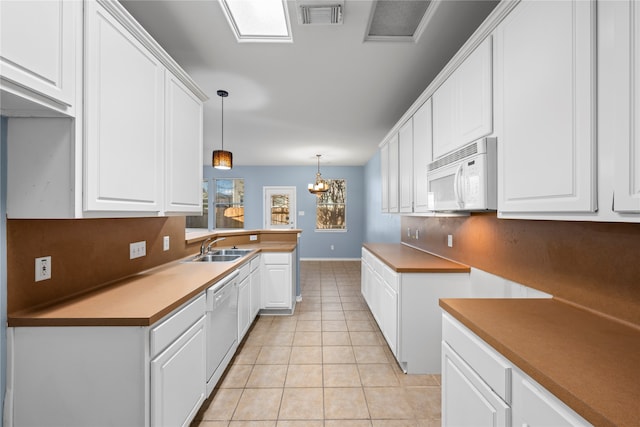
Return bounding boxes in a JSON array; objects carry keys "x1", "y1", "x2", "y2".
[
  {"x1": 365, "y1": 0, "x2": 436, "y2": 42},
  {"x1": 298, "y1": 3, "x2": 343, "y2": 25}
]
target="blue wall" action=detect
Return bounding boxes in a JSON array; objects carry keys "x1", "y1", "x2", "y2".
[
  {"x1": 205, "y1": 165, "x2": 365, "y2": 259},
  {"x1": 363, "y1": 150, "x2": 401, "y2": 244}
]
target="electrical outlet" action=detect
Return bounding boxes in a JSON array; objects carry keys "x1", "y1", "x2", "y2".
[
  {"x1": 298, "y1": 211, "x2": 305, "y2": 216},
  {"x1": 163, "y1": 236, "x2": 170, "y2": 251},
  {"x1": 250, "y1": 234, "x2": 258, "y2": 241},
  {"x1": 129, "y1": 241, "x2": 146, "y2": 259},
  {"x1": 447, "y1": 234, "x2": 453, "y2": 248},
  {"x1": 35, "y1": 256, "x2": 51, "y2": 282},
  {"x1": 330, "y1": 245, "x2": 335, "y2": 250}
]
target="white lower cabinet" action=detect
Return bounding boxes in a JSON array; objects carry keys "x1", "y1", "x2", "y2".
[
  {"x1": 442, "y1": 313, "x2": 592, "y2": 427},
  {"x1": 6, "y1": 294, "x2": 207, "y2": 427},
  {"x1": 361, "y1": 247, "x2": 469, "y2": 373},
  {"x1": 237, "y1": 262, "x2": 251, "y2": 341},
  {"x1": 261, "y1": 251, "x2": 296, "y2": 313},
  {"x1": 250, "y1": 255, "x2": 262, "y2": 318},
  {"x1": 150, "y1": 315, "x2": 206, "y2": 427},
  {"x1": 442, "y1": 342, "x2": 510, "y2": 427}
]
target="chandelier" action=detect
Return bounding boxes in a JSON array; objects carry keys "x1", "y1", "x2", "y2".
[{"x1": 308, "y1": 154, "x2": 329, "y2": 196}]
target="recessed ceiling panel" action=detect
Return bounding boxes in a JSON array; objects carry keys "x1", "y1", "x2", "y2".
[{"x1": 366, "y1": 0, "x2": 432, "y2": 41}]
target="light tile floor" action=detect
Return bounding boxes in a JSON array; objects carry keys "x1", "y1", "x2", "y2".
[{"x1": 192, "y1": 260, "x2": 441, "y2": 427}]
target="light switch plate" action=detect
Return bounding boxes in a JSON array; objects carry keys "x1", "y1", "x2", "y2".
[
  {"x1": 130, "y1": 241, "x2": 146, "y2": 259},
  {"x1": 447, "y1": 234, "x2": 453, "y2": 247},
  {"x1": 163, "y1": 236, "x2": 170, "y2": 251},
  {"x1": 250, "y1": 235, "x2": 258, "y2": 241}
]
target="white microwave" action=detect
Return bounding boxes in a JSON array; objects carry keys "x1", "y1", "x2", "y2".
[{"x1": 426, "y1": 137, "x2": 497, "y2": 211}]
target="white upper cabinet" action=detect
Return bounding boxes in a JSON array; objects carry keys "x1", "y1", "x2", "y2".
[
  {"x1": 84, "y1": 0, "x2": 165, "y2": 212},
  {"x1": 399, "y1": 119, "x2": 414, "y2": 213},
  {"x1": 413, "y1": 99, "x2": 433, "y2": 213},
  {"x1": 433, "y1": 37, "x2": 493, "y2": 159},
  {"x1": 165, "y1": 74, "x2": 204, "y2": 214},
  {"x1": 495, "y1": 0, "x2": 596, "y2": 215},
  {"x1": 0, "y1": 0, "x2": 79, "y2": 115},
  {"x1": 380, "y1": 142, "x2": 390, "y2": 213},
  {"x1": 609, "y1": 0, "x2": 640, "y2": 214},
  {"x1": 5, "y1": 0, "x2": 207, "y2": 218},
  {"x1": 388, "y1": 134, "x2": 399, "y2": 213}
]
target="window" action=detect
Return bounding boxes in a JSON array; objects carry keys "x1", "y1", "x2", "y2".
[
  {"x1": 316, "y1": 179, "x2": 346, "y2": 230},
  {"x1": 214, "y1": 178, "x2": 245, "y2": 229}
]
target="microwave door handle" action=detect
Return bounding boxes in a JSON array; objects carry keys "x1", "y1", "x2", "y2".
[{"x1": 454, "y1": 164, "x2": 465, "y2": 208}]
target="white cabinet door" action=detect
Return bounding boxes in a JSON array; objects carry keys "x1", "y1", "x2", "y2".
[
  {"x1": 262, "y1": 264, "x2": 290, "y2": 309},
  {"x1": 380, "y1": 280, "x2": 398, "y2": 357},
  {"x1": 84, "y1": 0, "x2": 164, "y2": 212},
  {"x1": 249, "y1": 255, "x2": 262, "y2": 320},
  {"x1": 250, "y1": 260, "x2": 262, "y2": 319},
  {"x1": 380, "y1": 142, "x2": 390, "y2": 212},
  {"x1": 612, "y1": 0, "x2": 640, "y2": 213},
  {"x1": 433, "y1": 75, "x2": 456, "y2": 159},
  {"x1": 456, "y1": 37, "x2": 493, "y2": 146},
  {"x1": 433, "y1": 37, "x2": 493, "y2": 159},
  {"x1": 370, "y1": 269, "x2": 383, "y2": 326},
  {"x1": 238, "y1": 276, "x2": 251, "y2": 341},
  {"x1": 399, "y1": 119, "x2": 414, "y2": 213},
  {"x1": 442, "y1": 342, "x2": 510, "y2": 427},
  {"x1": 165, "y1": 73, "x2": 203, "y2": 213},
  {"x1": 388, "y1": 134, "x2": 400, "y2": 213},
  {"x1": 261, "y1": 253, "x2": 293, "y2": 310},
  {"x1": 496, "y1": 0, "x2": 596, "y2": 214},
  {"x1": 0, "y1": 0, "x2": 78, "y2": 109},
  {"x1": 515, "y1": 376, "x2": 592, "y2": 427},
  {"x1": 151, "y1": 316, "x2": 206, "y2": 427},
  {"x1": 413, "y1": 99, "x2": 433, "y2": 213}
]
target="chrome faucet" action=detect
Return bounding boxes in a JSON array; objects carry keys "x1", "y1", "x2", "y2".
[{"x1": 200, "y1": 237, "x2": 226, "y2": 255}]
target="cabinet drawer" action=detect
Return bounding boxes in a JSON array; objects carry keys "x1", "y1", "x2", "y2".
[
  {"x1": 262, "y1": 252, "x2": 290, "y2": 264},
  {"x1": 361, "y1": 248, "x2": 373, "y2": 266},
  {"x1": 442, "y1": 313, "x2": 511, "y2": 403},
  {"x1": 382, "y1": 264, "x2": 399, "y2": 292},
  {"x1": 150, "y1": 294, "x2": 206, "y2": 357},
  {"x1": 372, "y1": 255, "x2": 385, "y2": 277},
  {"x1": 250, "y1": 255, "x2": 261, "y2": 272},
  {"x1": 237, "y1": 262, "x2": 250, "y2": 282}
]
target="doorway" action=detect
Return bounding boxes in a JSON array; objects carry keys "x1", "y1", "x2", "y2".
[{"x1": 263, "y1": 186, "x2": 296, "y2": 229}]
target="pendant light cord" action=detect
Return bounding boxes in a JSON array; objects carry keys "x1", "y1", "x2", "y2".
[{"x1": 221, "y1": 95, "x2": 224, "y2": 151}]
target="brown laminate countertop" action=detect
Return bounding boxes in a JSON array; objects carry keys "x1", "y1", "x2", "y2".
[
  {"x1": 440, "y1": 298, "x2": 640, "y2": 427},
  {"x1": 363, "y1": 243, "x2": 470, "y2": 273},
  {"x1": 8, "y1": 243, "x2": 295, "y2": 327}
]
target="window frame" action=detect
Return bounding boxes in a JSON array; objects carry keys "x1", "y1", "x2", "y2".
[
  {"x1": 213, "y1": 178, "x2": 245, "y2": 230},
  {"x1": 315, "y1": 178, "x2": 347, "y2": 232}
]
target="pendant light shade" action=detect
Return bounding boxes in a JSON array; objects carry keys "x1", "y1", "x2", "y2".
[
  {"x1": 213, "y1": 89, "x2": 233, "y2": 170},
  {"x1": 308, "y1": 154, "x2": 329, "y2": 196},
  {"x1": 212, "y1": 149, "x2": 233, "y2": 170}
]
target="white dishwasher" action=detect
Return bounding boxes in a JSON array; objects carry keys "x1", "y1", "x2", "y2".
[{"x1": 206, "y1": 270, "x2": 239, "y2": 396}]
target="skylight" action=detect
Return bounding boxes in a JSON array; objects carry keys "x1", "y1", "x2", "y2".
[{"x1": 220, "y1": 0, "x2": 292, "y2": 43}]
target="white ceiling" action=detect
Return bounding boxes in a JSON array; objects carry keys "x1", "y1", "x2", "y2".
[{"x1": 121, "y1": 0, "x2": 498, "y2": 166}]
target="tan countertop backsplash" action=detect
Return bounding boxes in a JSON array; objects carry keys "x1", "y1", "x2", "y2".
[
  {"x1": 402, "y1": 213, "x2": 640, "y2": 326},
  {"x1": 6, "y1": 217, "x2": 298, "y2": 314}
]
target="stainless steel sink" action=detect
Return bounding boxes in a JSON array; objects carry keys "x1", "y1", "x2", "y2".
[
  {"x1": 190, "y1": 254, "x2": 241, "y2": 262},
  {"x1": 209, "y1": 249, "x2": 253, "y2": 256}
]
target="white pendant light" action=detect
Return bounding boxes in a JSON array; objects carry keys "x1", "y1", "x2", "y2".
[
  {"x1": 213, "y1": 89, "x2": 233, "y2": 170},
  {"x1": 308, "y1": 154, "x2": 329, "y2": 196}
]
